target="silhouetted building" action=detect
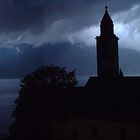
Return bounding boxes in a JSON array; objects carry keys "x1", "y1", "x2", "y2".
[
  {"x1": 42, "y1": 5, "x2": 140, "y2": 140},
  {"x1": 86, "y1": 5, "x2": 123, "y2": 87},
  {"x1": 96, "y1": 6, "x2": 119, "y2": 79},
  {"x1": 47, "y1": 5, "x2": 140, "y2": 140}
]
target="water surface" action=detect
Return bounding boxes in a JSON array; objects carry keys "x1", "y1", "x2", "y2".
[{"x1": 0, "y1": 79, "x2": 20, "y2": 137}]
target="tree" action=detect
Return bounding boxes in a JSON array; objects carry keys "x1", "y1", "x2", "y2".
[{"x1": 8, "y1": 65, "x2": 78, "y2": 140}]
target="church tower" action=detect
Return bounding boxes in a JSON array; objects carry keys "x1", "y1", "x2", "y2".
[{"x1": 96, "y1": 6, "x2": 119, "y2": 79}]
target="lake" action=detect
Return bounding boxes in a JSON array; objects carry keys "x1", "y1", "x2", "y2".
[
  {"x1": 0, "y1": 79, "x2": 20, "y2": 137},
  {"x1": 0, "y1": 76, "x2": 90, "y2": 137}
]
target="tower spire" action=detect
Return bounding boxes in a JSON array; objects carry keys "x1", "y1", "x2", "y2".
[
  {"x1": 96, "y1": 3, "x2": 120, "y2": 79},
  {"x1": 105, "y1": 0, "x2": 108, "y2": 11},
  {"x1": 100, "y1": 1, "x2": 114, "y2": 36}
]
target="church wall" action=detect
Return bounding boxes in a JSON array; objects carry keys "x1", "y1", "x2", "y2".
[{"x1": 50, "y1": 119, "x2": 140, "y2": 140}]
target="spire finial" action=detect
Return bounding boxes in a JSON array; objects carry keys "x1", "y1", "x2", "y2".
[{"x1": 105, "y1": 0, "x2": 108, "y2": 11}]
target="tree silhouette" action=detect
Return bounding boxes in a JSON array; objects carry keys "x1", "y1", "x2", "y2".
[{"x1": 8, "y1": 65, "x2": 78, "y2": 140}]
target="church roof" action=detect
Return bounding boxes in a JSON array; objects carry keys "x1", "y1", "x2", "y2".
[
  {"x1": 49, "y1": 77, "x2": 140, "y2": 122},
  {"x1": 101, "y1": 6, "x2": 113, "y2": 25}
]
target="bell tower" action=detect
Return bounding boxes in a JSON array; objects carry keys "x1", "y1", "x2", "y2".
[{"x1": 96, "y1": 6, "x2": 119, "y2": 79}]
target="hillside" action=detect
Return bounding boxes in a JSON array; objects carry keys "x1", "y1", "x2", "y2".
[{"x1": 0, "y1": 43, "x2": 139, "y2": 78}]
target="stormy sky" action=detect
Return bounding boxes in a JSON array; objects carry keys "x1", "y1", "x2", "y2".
[{"x1": 0, "y1": 0, "x2": 140, "y2": 50}]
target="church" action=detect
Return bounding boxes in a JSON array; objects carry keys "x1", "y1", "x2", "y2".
[{"x1": 49, "y1": 6, "x2": 140, "y2": 140}]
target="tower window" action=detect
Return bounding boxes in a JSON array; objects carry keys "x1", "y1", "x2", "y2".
[
  {"x1": 92, "y1": 127, "x2": 98, "y2": 138},
  {"x1": 72, "y1": 130, "x2": 77, "y2": 140},
  {"x1": 120, "y1": 129, "x2": 127, "y2": 140}
]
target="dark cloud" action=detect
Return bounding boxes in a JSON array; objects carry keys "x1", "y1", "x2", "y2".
[
  {"x1": 0, "y1": 0, "x2": 46, "y2": 33},
  {"x1": 15, "y1": 0, "x2": 95, "y2": 6},
  {"x1": 0, "y1": 0, "x2": 139, "y2": 46},
  {"x1": 0, "y1": 0, "x2": 98, "y2": 33},
  {"x1": 0, "y1": 0, "x2": 137, "y2": 33}
]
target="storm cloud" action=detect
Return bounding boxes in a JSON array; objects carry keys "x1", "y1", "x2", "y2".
[
  {"x1": 0, "y1": 0, "x2": 98, "y2": 32},
  {"x1": 0, "y1": 0, "x2": 140, "y2": 49}
]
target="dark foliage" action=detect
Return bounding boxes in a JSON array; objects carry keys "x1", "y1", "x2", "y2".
[{"x1": 7, "y1": 65, "x2": 78, "y2": 140}]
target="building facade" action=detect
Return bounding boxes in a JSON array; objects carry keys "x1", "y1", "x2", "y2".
[{"x1": 49, "y1": 6, "x2": 140, "y2": 140}]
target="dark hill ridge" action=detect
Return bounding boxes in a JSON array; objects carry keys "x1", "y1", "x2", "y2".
[{"x1": 0, "y1": 42, "x2": 139, "y2": 78}]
